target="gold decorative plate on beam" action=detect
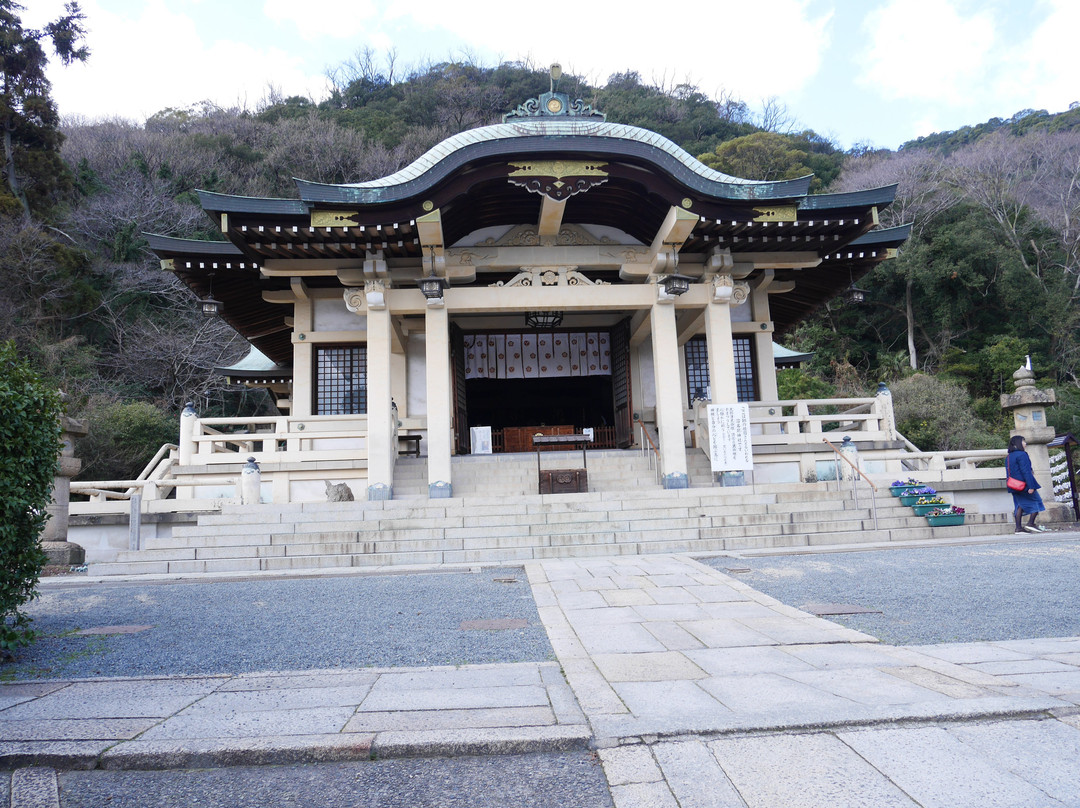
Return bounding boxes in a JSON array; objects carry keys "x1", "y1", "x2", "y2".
[
  {"x1": 508, "y1": 160, "x2": 609, "y2": 201},
  {"x1": 752, "y1": 205, "x2": 797, "y2": 222},
  {"x1": 311, "y1": 210, "x2": 360, "y2": 227}
]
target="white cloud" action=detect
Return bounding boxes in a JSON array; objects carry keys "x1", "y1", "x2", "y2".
[
  {"x1": 857, "y1": 0, "x2": 995, "y2": 105},
  {"x1": 41, "y1": 0, "x2": 328, "y2": 121},
  {"x1": 262, "y1": 0, "x2": 379, "y2": 41},
  {"x1": 384, "y1": 0, "x2": 833, "y2": 100},
  {"x1": 1009, "y1": 0, "x2": 1080, "y2": 112}
]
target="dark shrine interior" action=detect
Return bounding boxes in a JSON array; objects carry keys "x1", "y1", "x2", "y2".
[{"x1": 465, "y1": 376, "x2": 615, "y2": 430}]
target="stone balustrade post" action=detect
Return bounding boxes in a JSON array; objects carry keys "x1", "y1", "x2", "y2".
[{"x1": 240, "y1": 456, "x2": 262, "y2": 505}]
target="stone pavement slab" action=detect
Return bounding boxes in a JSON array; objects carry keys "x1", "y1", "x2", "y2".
[
  {"x1": 603, "y1": 716, "x2": 1080, "y2": 808},
  {"x1": 912, "y1": 636, "x2": 1080, "y2": 703},
  {"x1": 0, "y1": 661, "x2": 589, "y2": 770},
  {"x1": 837, "y1": 725, "x2": 1068, "y2": 807},
  {"x1": 528, "y1": 554, "x2": 1066, "y2": 744}
]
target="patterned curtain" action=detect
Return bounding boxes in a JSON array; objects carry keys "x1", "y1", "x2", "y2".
[{"x1": 465, "y1": 332, "x2": 612, "y2": 379}]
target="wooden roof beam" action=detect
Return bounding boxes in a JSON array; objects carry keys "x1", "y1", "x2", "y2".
[
  {"x1": 677, "y1": 309, "x2": 706, "y2": 345},
  {"x1": 537, "y1": 196, "x2": 566, "y2": 238},
  {"x1": 621, "y1": 205, "x2": 697, "y2": 281},
  {"x1": 628, "y1": 308, "x2": 652, "y2": 348}
]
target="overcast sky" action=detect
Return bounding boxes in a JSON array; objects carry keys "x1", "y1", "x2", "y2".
[{"x1": 28, "y1": 0, "x2": 1080, "y2": 151}]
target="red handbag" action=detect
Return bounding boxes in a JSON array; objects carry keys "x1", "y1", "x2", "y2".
[{"x1": 1006, "y1": 456, "x2": 1026, "y2": 491}]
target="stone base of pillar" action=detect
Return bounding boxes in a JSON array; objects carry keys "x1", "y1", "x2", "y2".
[
  {"x1": 367, "y1": 483, "x2": 393, "y2": 501},
  {"x1": 662, "y1": 472, "x2": 689, "y2": 490},
  {"x1": 41, "y1": 541, "x2": 85, "y2": 566},
  {"x1": 429, "y1": 481, "x2": 453, "y2": 499},
  {"x1": 1043, "y1": 501, "x2": 1073, "y2": 523}
]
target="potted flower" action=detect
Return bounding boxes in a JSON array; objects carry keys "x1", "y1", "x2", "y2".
[
  {"x1": 912, "y1": 495, "x2": 948, "y2": 516},
  {"x1": 890, "y1": 477, "x2": 922, "y2": 497},
  {"x1": 899, "y1": 485, "x2": 937, "y2": 506},
  {"x1": 926, "y1": 505, "x2": 965, "y2": 527}
]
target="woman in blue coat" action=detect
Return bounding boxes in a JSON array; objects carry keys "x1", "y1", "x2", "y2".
[{"x1": 1007, "y1": 435, "x2": 1047, "y2": 533}]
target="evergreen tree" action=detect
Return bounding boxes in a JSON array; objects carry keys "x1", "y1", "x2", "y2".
[{"x1": 0, "y1": 0, "x2": 88, "y2": 217}]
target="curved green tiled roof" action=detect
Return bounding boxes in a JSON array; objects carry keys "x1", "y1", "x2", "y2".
[{"x1": 295, "y1": 118, "x2": 814, "y2": 206}]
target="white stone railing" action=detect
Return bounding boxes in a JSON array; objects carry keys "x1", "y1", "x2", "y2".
[
  {"x1": 693, "y1": 396, "x2": 896, "y2": 449},
  {"x1": 180, "y1": 414, "x2": 370, "y2": 466},
  {"x1": 748, "y1": 397, "x2": 894, "y2": 444},
  {"x1": 894, "y1": 449, "x2": 1005, "y2": 472}
]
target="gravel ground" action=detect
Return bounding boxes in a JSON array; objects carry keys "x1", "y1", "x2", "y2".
[
  {"x1": 52, "y1": 752, "x2": 612, "y2": 808},
  {"x1": 705, "y1": 536, "x2": 1080, "y2": 645},
  {"x1": 4, "y1": 568, "x2": 551, "y2": 680}
]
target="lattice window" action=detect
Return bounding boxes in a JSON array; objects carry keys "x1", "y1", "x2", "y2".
[
  {"x1": 314, "y1": 345, "x2": 366, "y2": 414},
  {"x1": 685, "y1": 337, "x2": 710, "y2": 402},
  {"x1": 733, "y1": 337, "x2": 756, "y2": 402},
  {"x1": 684, "y1": 336, "x2": 756, "y2": 403}
]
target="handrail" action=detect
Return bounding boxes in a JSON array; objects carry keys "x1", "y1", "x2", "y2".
[
  {"x1": 134, "y1": 443, "x2": 178, "y2": 482},
  {"x1": 821, "y1": 437, "x2": 879, "y2": 531},
  {"x1": 634, "y1": 416, "x2": 661, "y2": 485},
  {"x1": 821, "y1": 438, "x2": 879, "y2": 492}
]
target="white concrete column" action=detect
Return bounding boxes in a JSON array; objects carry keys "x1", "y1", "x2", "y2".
[
  {"x1": 365, "y1": 303, "x2": 394, "y2": 500},
  {"x1": 292, "y1": 298, "x2": 314, "y2": 417},
  {"x1": 425, "y1": 304, "x2": 453, "y2": 498},
  {"x1": 754, "y1": 331, "x2": 778, "y2": 401},
  {"x1": 391, "y1": 350, "x2": 408, "y2": 417},
  {"x1": 751, "y1": 281, "x2": 778, "y2": 401},
  {"x1": 705, "y1": 301, "x2": 738, "y2": 404},
  {"x1": 650, "y1": 300, "x2": 689, "y2": 488}
]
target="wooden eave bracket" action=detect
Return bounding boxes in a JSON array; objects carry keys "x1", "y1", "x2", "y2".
[{"x1": 621, "y1": 205, "x2": 697, "y2": 282}]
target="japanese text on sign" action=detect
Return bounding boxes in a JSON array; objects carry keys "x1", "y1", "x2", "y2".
[{"x1": 707, "y1": 403, "x2": 753, "y2": 472}]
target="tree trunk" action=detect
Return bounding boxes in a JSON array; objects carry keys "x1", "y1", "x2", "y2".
[
  {"x1": 3, "y1": 123, "x2": 30, "y2": 217},
  {"x1": 905, "y1": 279, "x2": 918, "y2": 370}
]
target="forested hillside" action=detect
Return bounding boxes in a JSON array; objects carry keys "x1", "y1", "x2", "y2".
[{"x1": 3, "y1": 28, "x2": 1078, "y2": 477}]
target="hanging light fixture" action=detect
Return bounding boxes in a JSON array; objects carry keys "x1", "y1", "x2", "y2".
[
  {"x1": 842, "y1": 268, "x2": 867, "y2": 305},
  {"x1": 200, "y1": 271, "x2": 223, "y2": 317},
  {"x1": 844, "y1": 284, "x2": 867, "y2": 304},
  {"x1": 660, "y1": 242, "x2": 692, "y2": 297},
  {"x1": 417, "y1": 246, "x2": 449, "y2": 301},
  {"x1": 525, "y1": 310, "x2": 564, "y2": 329}
]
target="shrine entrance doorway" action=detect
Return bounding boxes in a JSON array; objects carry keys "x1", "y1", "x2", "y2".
[{"x1": 451, "y1": 321, "x2": 633, "y2": 453}]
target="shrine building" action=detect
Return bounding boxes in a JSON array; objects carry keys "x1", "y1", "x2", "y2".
[{"x1": 147, "y1": 80, "x2": 908, "y2": 503}]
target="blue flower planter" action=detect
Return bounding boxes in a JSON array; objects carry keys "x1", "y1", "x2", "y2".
[{"x1": 926, "y1": 514, "x2": 965, "y2": 527}]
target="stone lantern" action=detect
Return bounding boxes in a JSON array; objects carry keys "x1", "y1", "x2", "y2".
[
  {"x1": 1001, "y1": 361, "x2": 1067, "y2": 520},
  {"x1": 40, "y1": 410, "x2": 89, "y2": 565}
]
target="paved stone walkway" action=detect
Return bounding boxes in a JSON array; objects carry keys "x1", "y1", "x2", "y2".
[
  {"x1": 6, "y1": 551, "x2": 1080, "y2": 807},
  {"x1": 527, "y1": 554, "x2": 1080, "y2": 807},
  {"x1": 0, "y1": 662, "x2": 588, "y2": 772}
]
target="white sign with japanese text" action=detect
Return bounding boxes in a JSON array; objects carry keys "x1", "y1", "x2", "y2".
[{"x1": 707, "y1": 403, "x2": 753, "y2": 472}]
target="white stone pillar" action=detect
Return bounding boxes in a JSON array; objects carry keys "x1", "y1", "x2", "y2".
[
  {"x1": 651, "y1": 299, "x2": 689, "y2": 488},
  {"x1": 366, "y1": 295, "x2": 394, "y2": 500},
  {"x1": 177, "y1": 402, "x2": 197, "y2": 500},
  {"x1": 425, "y1": 304, "x2": 453, "y2": 498},
  {"x1": 178, "y1": 402, "x2": 197, "y2": 466},
  {"x1": 754, "y1": 331, "x2": 778, "y2": 401},
  {"x1": 751, "y1": 280, "x2": 779, "y2": 402},
  {"x1": 705, "y1": 296, "x2": 738, "y2": 404},
  {"x1": 292, "y1": 298, "x2": 314, "y2": 417}
]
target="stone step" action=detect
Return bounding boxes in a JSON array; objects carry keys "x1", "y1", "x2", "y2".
[
  {"x1": 93, "y1": 516, "x2": 1016, "y2": 577},
  {"x1": 88, "y1": 476, "x2": 1014, "y2": 577}
]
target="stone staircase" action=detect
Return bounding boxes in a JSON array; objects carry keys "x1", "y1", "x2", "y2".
[
  {"x1": 391, "y1": 448, "x2": 666, "y2": 499},
  {"x1": 89, "y1": 459, "x2": 1012, "y2": 576}
]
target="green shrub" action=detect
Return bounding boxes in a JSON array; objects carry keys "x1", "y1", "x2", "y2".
[
  {"x1": 76, "y1": 399, "x2": 177, "y2": 481},
  {"x1": 0, "y1": 341, "x2": 62, "y2": 652},
  {"x1": 776, "y1": 368, "x2": 836, "y2": 400},
  {"x1": 891, "y1": 373, "x2": 1001, "y2": 452}
]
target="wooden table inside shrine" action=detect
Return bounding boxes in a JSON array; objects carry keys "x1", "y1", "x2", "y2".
[{"x1": 533, "y1": 433, "x2": 592, "y2": 494}]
